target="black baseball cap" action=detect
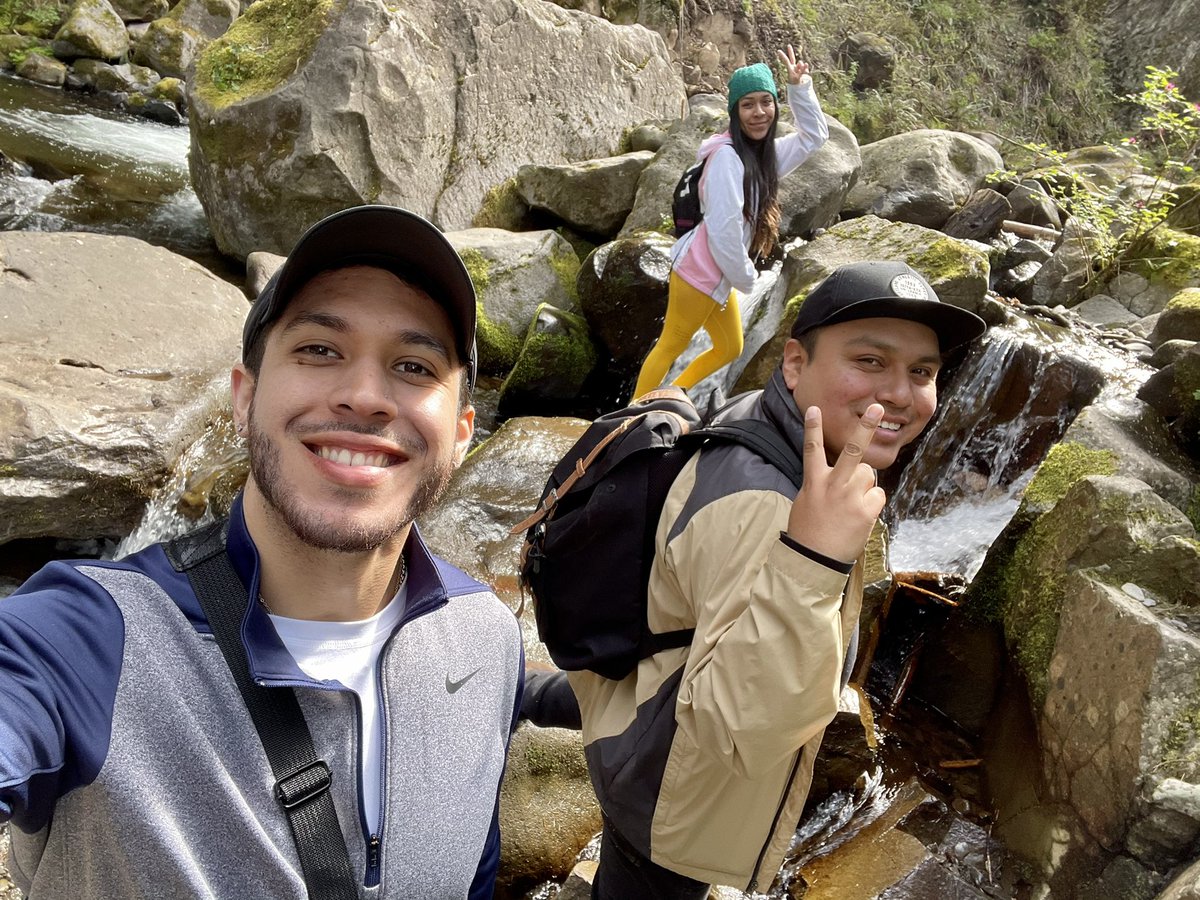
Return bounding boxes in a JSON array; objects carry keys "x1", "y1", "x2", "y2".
[
  {"x1": 789, "y1": 261, "x2": 987, "y2": 352},
  {"x1": 242, "y1": 205, "x2": 478, "y2": 389}
]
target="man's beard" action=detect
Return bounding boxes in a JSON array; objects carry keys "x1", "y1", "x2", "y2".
[{"x1": 246, "y1": 404, "x2": 455, "y2": 553}]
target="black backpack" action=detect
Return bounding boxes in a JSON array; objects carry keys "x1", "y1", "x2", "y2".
[
  {"x1": 511, "y1": 387, "x2": 803, "y2": 680},
  {"x1": 670, "y1": 159, "x2": 707, "y2": 238}
]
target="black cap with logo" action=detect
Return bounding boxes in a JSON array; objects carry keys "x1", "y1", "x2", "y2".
[
  {"x1": 790, "y1": 261, "x2": 987, "y2": 352},
  {"x1": 242, "y1": 205, "x2": 478, "y2": 389}
]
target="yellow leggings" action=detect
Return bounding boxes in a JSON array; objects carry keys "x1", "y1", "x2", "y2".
[{"x1": 633, "y1": 273, "x2": 743, "y2": 399}]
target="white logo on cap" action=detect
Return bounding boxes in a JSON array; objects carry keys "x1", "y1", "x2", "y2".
[{"x1": 890, "y1": 273, "x2": 929, "y2": 300}]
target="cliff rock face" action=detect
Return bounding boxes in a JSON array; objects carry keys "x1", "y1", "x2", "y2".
[
  {"x1": 1106, "y1": 0, "x2": 1200, "y2": 100},
  {"x1": 187, "y1": 0, "x2": 685, "y2": 259}
]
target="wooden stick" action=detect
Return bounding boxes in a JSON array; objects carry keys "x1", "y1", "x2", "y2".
[{"x1": 1001, "y1": 220, "x2": 1063, "y2": 242}]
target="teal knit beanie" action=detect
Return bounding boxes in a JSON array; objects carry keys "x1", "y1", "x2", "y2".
[{"x1": 727, "y1": 62, "x2": 778, "y2": 114}]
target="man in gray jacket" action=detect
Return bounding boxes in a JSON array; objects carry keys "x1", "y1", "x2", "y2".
[{"x1": 0, "y1": 206, "x2": 524, "y2": 898}]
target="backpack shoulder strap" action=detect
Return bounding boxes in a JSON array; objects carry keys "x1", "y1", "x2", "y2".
[
  {"x1": 690, "y1": 419, "x2": 804, "y2": 489},
  {"x1": 165, "y1": 525, "x2": 358, "y2": 900}
]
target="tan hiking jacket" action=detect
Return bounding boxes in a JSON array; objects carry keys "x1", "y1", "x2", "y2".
[{"x1": 569, "y1": 376, "x2": 863, "y2": 891}]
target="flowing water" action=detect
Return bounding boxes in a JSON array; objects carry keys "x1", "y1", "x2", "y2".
[{"x1": 0, "y1": 72, "x2": 214, "y2": 257}]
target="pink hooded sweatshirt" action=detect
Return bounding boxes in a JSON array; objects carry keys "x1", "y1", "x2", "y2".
[{"x1": 670, "y1": 78, "x2": 830, "y2": 306}]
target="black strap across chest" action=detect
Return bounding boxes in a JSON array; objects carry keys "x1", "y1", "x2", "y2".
[{"x1": 166, "y1": 522, "x2": 358, "y2": 900}]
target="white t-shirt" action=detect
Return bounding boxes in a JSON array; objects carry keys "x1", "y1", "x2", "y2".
[{"x1": 267, "y1": 588, "x2": 407, "y2": 837}]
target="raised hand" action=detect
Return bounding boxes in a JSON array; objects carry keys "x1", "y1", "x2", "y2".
[
  {"x1": 786, "y1": 404, "x2": 887, "y2": 564},
  {"x1": 776, "y1": 44, "x2": 811, "y2": 85}
]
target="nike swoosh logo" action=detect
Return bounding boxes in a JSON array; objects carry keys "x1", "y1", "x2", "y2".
[{"x1": 446, "y1": 667, "x2": 482, "y2": 694}]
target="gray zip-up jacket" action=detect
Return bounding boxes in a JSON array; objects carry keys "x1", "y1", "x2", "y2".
[{"x1": 0, "y1": 494, "x2": 524, "y2": 898}]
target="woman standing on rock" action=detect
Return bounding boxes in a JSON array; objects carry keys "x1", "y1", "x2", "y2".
[{"x1": 632, "y1": 46, "x2": 829, "y2": 398}]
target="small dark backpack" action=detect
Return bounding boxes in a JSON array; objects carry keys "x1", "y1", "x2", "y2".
[
  {"x1": 511, "y1": 387, "x2": 803, "y2": 680},
  {"x1": 670, "y1": 159, "x2": 707, "y2": 238}
]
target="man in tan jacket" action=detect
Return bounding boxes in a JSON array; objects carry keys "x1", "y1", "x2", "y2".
[{"x1": 562, "y1": 261, "x2": 987, "y2": 897}]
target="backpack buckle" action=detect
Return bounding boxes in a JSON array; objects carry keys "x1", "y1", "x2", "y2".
[{"x1": 274, "y1": 760, "x2": 333, "y2": 810}]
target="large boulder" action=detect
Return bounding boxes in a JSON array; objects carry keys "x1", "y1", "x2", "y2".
[
  {"x1": 842, "y1": 129, "x2": 1005, "y2": 229},
  {"x1": 496, "y1": 305, "x2": 599, "y2": 420},
  {"x1": 1042, "y1": 572, "x2": 1200, "y2": 869},
  {"x1": 575, "y1": 232, "x2": 674, "y2": 392},
  {"x1": 497, "y1": 725, "x2": 600, "y2": 896},
  {"x1": 777, "y1": 115, "x2": 860, "y2": 239},
  {"x1": 16, "y1": 50, "x2": 67, "y2": 85},
  {"x1": 109, "y1": 0, "x2": 167, "y2": 23},
  {"x1": 516, "y1": 151, "x2": 654, "y2": 237},
  {"x1": 619, "y1": 92, "x2": 726, "y2": 239},
  {"x1": 187, "y1": 0, "x2": 685, "y2": 259},
  {"x1": 0, "y1": 231, "x2": 247, "y2": 544},
  {"x1": 1028, "y1": 218, "x2": 1104, "y2": 309},
  {"x1": 447, "y1": 228, "x2": 581, "y2": 377},
  {"x1": 52, "y1": 0, "x2": 128, "y2": 61},
  {"x1": 1113, "y1": 228, "x2": 1200, "y2": 317},
  {"x1": 418, "y1": 413, "x2": 587, "y2": 626},
  {"x1": 836, "y1": 31, "x2": 895, "y2": 91},
  {"x1": 1150, "y1": 288, "x2": 1200, "y2": 347}
]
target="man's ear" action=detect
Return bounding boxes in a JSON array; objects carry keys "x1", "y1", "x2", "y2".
[
  {"x1": 453, "y1": 403, "x2": 475, "y2": 468},
  {"x1": 781, "y1": 338, "x2": 808, "y2": 391},
  {"x1": 231, "y1": 363, "x2": 254, "y2": 433}
]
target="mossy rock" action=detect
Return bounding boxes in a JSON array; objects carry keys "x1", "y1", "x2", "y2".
[
  {"x1": 497, "y1": 304, "x2": 599, "y2": 419},
  {"x1": 1124, "y1": 227, "x2": 1200, "y2": 292},
  {"x1": 1151, "y1": 288, "x2": 1200, "y2": 346},
  {"x1": 1166, "y1": 181, "x2": 1200, "y2": 235},
  {"x1": 984, "y1": 473, "x2": 1197, "y2": 707},
  {"x1": 1023, "y1": 441, "x2": 1119, "y2": 513},
  {"x1": 0, "y1": 0, "x2": 67, "y2": 37},
  {"x1": 191, "y1": 0, "x2": 334, "y2": 110},
  {"x1": 473, "y1": 177, "x2": 529, "y2": 231}
]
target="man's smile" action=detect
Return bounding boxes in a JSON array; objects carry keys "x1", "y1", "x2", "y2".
[{"x1": 313, "y1": 445, "x2": 399, "y2": 468}]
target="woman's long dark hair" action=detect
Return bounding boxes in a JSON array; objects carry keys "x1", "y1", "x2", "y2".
[{"x1": 729, "y1": 102, "x2": 782, "y2": 259}]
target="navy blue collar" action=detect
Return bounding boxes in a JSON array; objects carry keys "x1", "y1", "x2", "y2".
[{"x1": 225, "y1": 493, "x2": 451, "y2": 685}]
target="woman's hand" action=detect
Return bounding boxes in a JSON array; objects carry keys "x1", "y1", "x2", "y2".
[{"x1": 777, "y1": 44, "x2": 811, "y2": 85}]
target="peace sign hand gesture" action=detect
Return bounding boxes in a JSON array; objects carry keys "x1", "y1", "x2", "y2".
[
  {"x1": 776, "y1": 44, "x2": 811, "y2": 85},
  {"x1": 786, "y1": 404, "x2": 887, "y2": 565}
]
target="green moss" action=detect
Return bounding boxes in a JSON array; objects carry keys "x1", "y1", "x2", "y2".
[
  {"x1": 458, "y1": 247, "x2": 491, "y2": 295},
  {"x1": 192, "y1": 0, "x2": 334, "y2": 109},
  {"x1": 1127, "y1": 228, "x2": 1200, "y2": 290},
  {"x1": 908, "y1": 238, "x2": 982, "y2": 283},
  {"x1": 1164, "y1": 288, "x2": 1200, "y2": 312},
  {"x1": 8, "y1": 42, "x2": 51, "y2": 65},
  {"x1": 548, "y1": 246, "x2": 580, "y2": 305},
  {"x1": 501, "y1": 305, "x2": 598, "y2": 395},
  {"x1": 476, "y1": 304, "x2": 522, "y2": 376},
  {"x1": 151, "y1": 76, "x2": 182, "y2": 100},
  {"x1": 1159, "y1": 669, "x2": 1200, "y2": 781},
  {"x1": 473, "y1": 177, "x2": 526, "y2": 229},
  {"x1": 1024, "y1": 442, "x2": 1118, "y2": 508}
]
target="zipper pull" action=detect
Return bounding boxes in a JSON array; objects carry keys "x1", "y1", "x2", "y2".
[{"x1": 368, "y1": 834, "x2": 381, "y2": 871}]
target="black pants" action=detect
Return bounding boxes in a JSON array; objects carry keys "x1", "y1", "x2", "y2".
[{"x1": 591, "y1": 816, "x2": 710, "y2": 900}]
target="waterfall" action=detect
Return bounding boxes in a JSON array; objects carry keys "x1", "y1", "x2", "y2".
[{"x1": 886, "y1": 314, "x2": 1147, "y2": 579}]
